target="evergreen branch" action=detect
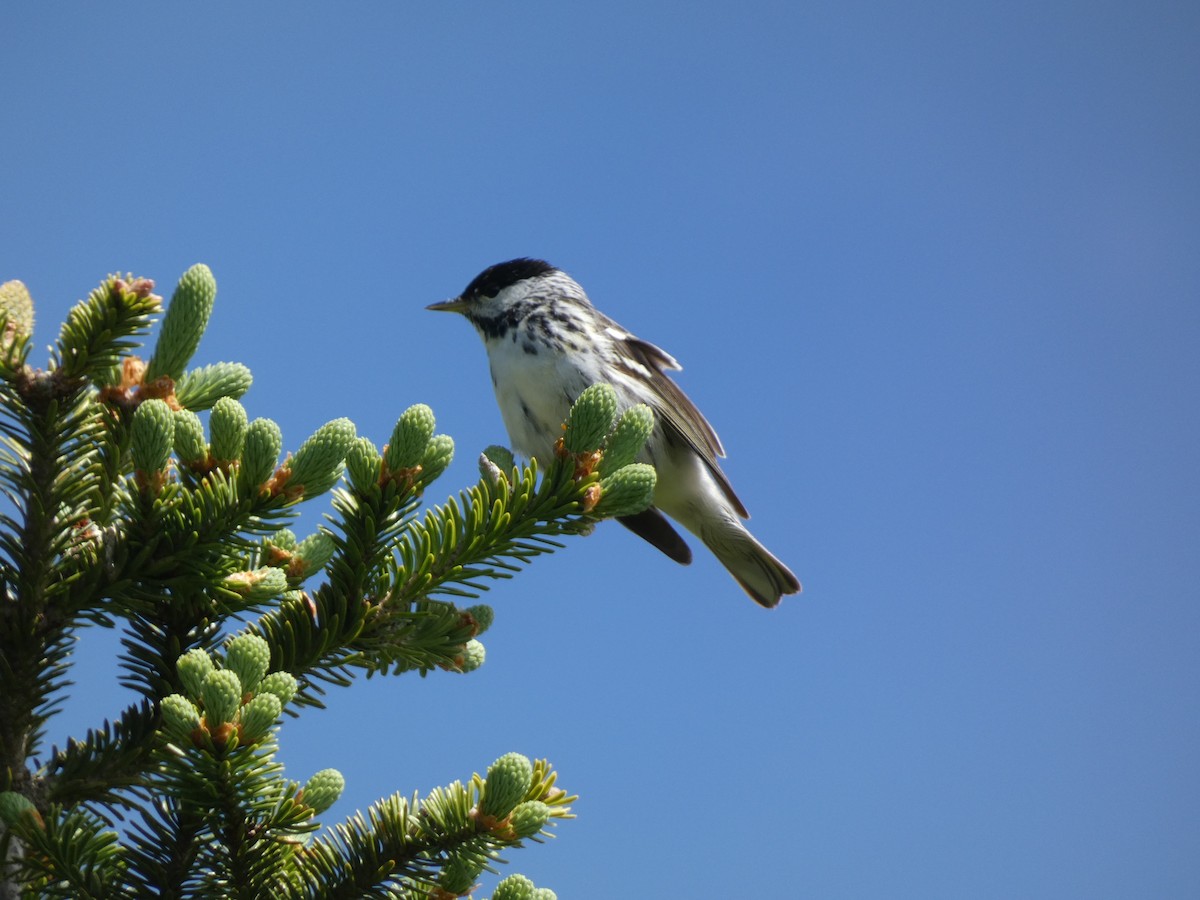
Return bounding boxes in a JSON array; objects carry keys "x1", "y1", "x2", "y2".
[
  {"x1": 121, "y1": 799, "x2": 205, "y2": 900},
  {"x1": 51, "y1": 276, "x2": 160, "y2": 382},
  {"x1": 7, "y1": 804, "x2": 129, "y2": 899},
  {"x1": 390, "y1": 457, "x2": 591, "y2": 604},
  {"x1": 1, "y1": 374, "x2": 108, "y2": 775},
  {"x1": 1, "y1": 266, "x2": 596, "y2": 896},
  {"x1": 249, "y1": 458, "x2": 591, "y2": 692},
  {"x1": 280, "y1": 754, "x2": 570, "y2": 898},
  {"x1": 42, "y1": 700, "x2": 160, "y2": 809},
  {"x1": 281, "y1": 791, "x2": 445, "y2": 898},
  {"x1": 151, "y1": 739, "x2": 314, "y2": 899}
]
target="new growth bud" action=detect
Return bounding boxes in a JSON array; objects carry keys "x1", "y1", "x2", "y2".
[
  {"x1": 592, "y1": 463, "x2": 657, "y2": 518},
  {"x1": 457, "y1": 639, "x2": 485, "y2": 673},
  {"x1": 0, "y1": 280, "x2": 34, "y2": 351},
  {"x1": 301, "y1": 768, "x2": 345, "y2": 814},
  {"x1": 257, "y1": 671, "x2": 298, "y2": 707},
  {"x1": 345, "y1": 436, "x2": 382, "y2": 492},
  {"x1": 224, "y1": 567, "x2": 288, "y2": 602},
  {"x1": 237, "y1": 692, "x2": 281, "y2": 742},
  {"x1": 480, "y1": 753, "x2": 533, "y2": 819},
  {"x1": 419, "y1": 434, "x2": 455, "y2": 484},
  {"x1": 145, "y1": 263, "x2": 216, "y2": 382},
  {"x1": 439, "y1": 853, "x2": 484, "y2": 895},
  {"x1": 508, "y1": 800, "x2": 552, "y2": 839},
  {"x1": 131, "y1": 398, "x2": 175, "y2": 489},
  {"x1": 172, "y1": 409, "x2": 208, "y2": 466},
  {"x1": 466, "y1": 604, "x2": 494, "y2": 636},
  {"x1": 384, "y1": 403, "x2": 435, "y2": 471},
  {"x1": 599, "y1": 404, "x2": 654, "y2": 475},
  {"x1": 160, "y1": 694, "x2": 202, "y2": 743},
  {"x1": 209, "y1": 397, "x2": 248, "y2": 464},
  {"x1": 564, "y1": 383, "x2": 617, "y2": 454},
  {"x1": 491, "y1": 875, "x2": 536, "y2": 900},
  {"x1": 294, "y1": 531, "x2": 335, "y2": 579},
  {"x1": 201, "y1": 669, "x2": 244, "y2": 727},
  {"x1": 224, "y1": 633, "x2": 271, "y2": 691},
  {"x1": 176, "y1": 648, "x2": 215, "y2": 699},
  {"x1": 174, "y1": 362, "x2": 253, "y2": 411},
  {"x1": 240, "y1": 417, "x2": 283, "y2": 490},
  {"x1": 284, "y1": 418, "x2": 356, "y2": 497}
]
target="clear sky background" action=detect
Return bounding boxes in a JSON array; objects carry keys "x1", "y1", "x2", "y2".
[{"x1": 3, "y1": 3, "x2": 1198, "y2": 897}]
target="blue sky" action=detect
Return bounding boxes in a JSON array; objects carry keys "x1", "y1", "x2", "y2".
[{"x1": 4, "y1": 3, "x2": 1199, "y2": 896}]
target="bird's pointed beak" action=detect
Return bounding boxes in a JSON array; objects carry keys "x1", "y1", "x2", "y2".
[{"x1": 426, "y1": 296, "x2": 468, "y2": 313}]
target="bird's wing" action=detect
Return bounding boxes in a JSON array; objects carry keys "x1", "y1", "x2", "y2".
[{"x1": 611, "y1": 327, "x2": 750, "y2": 518}]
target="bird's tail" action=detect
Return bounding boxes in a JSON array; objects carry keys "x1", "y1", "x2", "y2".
[{"x1": 700, "y1": 519, "x2": 801, "y2": 608}]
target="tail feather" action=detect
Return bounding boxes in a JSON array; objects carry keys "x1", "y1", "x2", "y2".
[{"x1": 701, "y1": 521, "x2": 801, "y2": 608}]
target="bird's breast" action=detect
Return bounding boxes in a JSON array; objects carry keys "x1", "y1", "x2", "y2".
[{"x1": 484, "y1": 335, "x2": 594, "y2": 460}]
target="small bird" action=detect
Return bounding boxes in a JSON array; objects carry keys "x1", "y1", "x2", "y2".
[{"x1": 427, "y1": 258, "x2": 800, "y2": 607}]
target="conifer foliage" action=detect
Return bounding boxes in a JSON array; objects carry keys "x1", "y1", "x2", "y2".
[{"x1": 0, "y1": 267, "x2": 657, "y2": 898}]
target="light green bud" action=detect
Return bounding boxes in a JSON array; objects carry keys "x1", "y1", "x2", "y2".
[
  {"x1": 145, "y1": 263, "x2": 216, "y2": 382},
  {"x1": 172, "y1": 409, "x2": 208, "y2": 465},
  {"x1": 592, "y1": 463, "x2": 657, "y2": 518},
  {"x1": 286, "y1": 418, "x2": 356, "y2": 494},
  {"x1": 439, "y1": 853, "x2": 484, "y2": 895},
  {"x1": 296, "y1": 463, "x2": 346, "y2": 499},
  {"x1": 466, "y1": 604, "x2": 494, "y2": 636},
  {"x1": 174, "y1": 361, "x2": 253, "y2": 411},
  {"x1": 224, "y1": 633, "x2": 271, "y2": 691},
  {"x1": 531, "y1": 889, "x2": 558, "y2": 900},
  {"x1": 0, "y1": 280, "x2": 34, "y2": 344},
  {"x1": 131, "y1": 398, "x2": 175, "y2": 477},
  {"x1": 508, "y1": 800, "x2": 551, "y2": 839},
  {"x1": 176, "y1": 648, "x2": 215, "y2": 699},
  {"x1": 384, "y1": 403, "x2": 435, "y2": 471},
  {"x1": 302, "y1": 768, "x2": 345, "y2": 814},
  {"x1": 201, "y1": 669, "x2": 244, "y2": 727},
  {"x1": 267, "y1": 529, "x2": 298, "y2": 551},
  {"x1": 418, "y1": 433, "x2": 454, "y2": 484},
  {"x1": 224, "y1": 567, "x2": 288, "y2": 602},
  {"x1": 296, "y1": 531, "x2": 335, "y2": 578},
  {"x1": 209, "y1": 397, "x2": 247, "y2": 464},
  {"x1": 160, "y1": 694, "x2": 201, "y2": 742},
  {"x1": 257, "y1": 670, "x2": 298, "y2": 707},
  {"x1": 480, "y1": 753, "x2": 533, "y2": 819},
  {"x1": 492, "y1": 874, "x2": 536, "y2": 900},
  {"x1": 236, "y1": 691, "x2": 281, "y2": 742},
  {"x1": 564, "y1": 383, "x2": 617, "y2": 454},
  {"x1": 345, "y1": 436, "x2": 382, "y2": 492},
  {"x1": 599, "y1": 404, "x2": 654, "y2": 475},
  {"x1": 240, "y1": 417, "x2": 282, "y2": 489}
]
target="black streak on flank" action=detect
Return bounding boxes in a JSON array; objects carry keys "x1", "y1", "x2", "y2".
[{"x1": 462, "y1": 258, "x2": 556, "y2": 301}]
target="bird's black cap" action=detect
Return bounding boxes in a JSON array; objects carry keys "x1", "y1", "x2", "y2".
[{"x1": 461, "y1": 258, "x2": 556, "y2": 300}]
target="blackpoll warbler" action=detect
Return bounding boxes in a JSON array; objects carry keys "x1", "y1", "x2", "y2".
[{"x1": 428, "y1": 258, "x2": 800, "y2": 607}]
